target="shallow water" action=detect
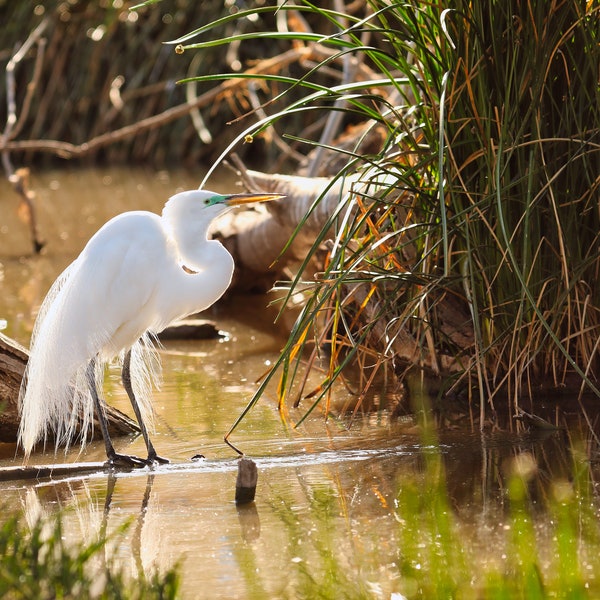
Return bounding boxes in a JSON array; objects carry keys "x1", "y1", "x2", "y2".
[{"x1": 0, "y1": 168, "x2": 598, "y2": 598}]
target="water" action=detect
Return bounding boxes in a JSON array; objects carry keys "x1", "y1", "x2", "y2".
[{"x1": 0, "y1": 168, "x2": 596, "y2": 598}]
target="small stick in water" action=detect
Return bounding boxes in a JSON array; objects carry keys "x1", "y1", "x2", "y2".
[{"x1": 235, "y1": 457, "x2": 258, "y2": 505}]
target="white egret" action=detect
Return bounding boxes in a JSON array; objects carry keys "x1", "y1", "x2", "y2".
[{"x1": 18, "y1": 189, "x2": 284, "y2": 467}]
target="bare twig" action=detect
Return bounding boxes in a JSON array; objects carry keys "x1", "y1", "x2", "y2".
[
  {"x1": 10, "y1": 38, "x2": 47, "y2": 142},
  {"x1": 185, "y1": 51, "x2": 213, "y2": 144},
  {"x1": 2, "y1": 19, "x2": 48, "y2": 254},
  {"x1": 246, "y1": 80, "x2": 305, "y2": 162},
  {"x1": 0, "y1": 46, "x2": 313, "y2": 159},
  {"x1": 9, "y1": 168, "x2": 44, "y2": 253},
  {"x1": 228, "y1": 153, "x2": 261, "y2": 191},
  {"x1": 306, "y1": 0, "x2": 370, "y2": 176},
  {"x1": 1, "y1": 19, "x2": 48, "y2": 166}
]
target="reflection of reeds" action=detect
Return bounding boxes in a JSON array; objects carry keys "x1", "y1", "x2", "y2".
[
  {"x1": 4, "y1": 473, "x2": 178, "y2": 599},
  {"x1": 259, "y1": 428, "x2": 600, "y2": 597},
  {"x1": 186, "y1": 1, "x2": 600, "y2": 423}
]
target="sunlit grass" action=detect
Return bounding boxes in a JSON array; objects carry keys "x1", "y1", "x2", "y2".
[{"x1": 153, "y1": 4, "x2": 600, "y2": 592}]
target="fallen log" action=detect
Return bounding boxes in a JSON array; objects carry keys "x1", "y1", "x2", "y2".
[
  {"x1": 157, "y1": 319, "x2": 222, "y2": 341},
  {"x1": 0, "y1": 331, "x2": 139, "y2": 444},
  {"x1": 0, "y1": 461, "x2": 107, "y2": 482}
]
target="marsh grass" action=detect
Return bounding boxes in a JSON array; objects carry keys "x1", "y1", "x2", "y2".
[
  {"x1": 0, "y1": 513, "x2": 179, "y2": 599},
  {"x1": 444, "y1": 1, "x2": 600, "y2": 413},
  {"x1": 180, "y1": 0, "x2": 600, "y2": 424},
  {"x1": 395, "y1": 448, "x2": 600, "y2": 598}
]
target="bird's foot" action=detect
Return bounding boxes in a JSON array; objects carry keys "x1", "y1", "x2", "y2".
[
  {"x1": 146, "y1": 451, "x2": 169, "y2": 465},
  {"x1": 105, "y1": 451, "x2": 148, "y2": 469}
]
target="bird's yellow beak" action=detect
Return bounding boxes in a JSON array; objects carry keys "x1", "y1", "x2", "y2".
[{"x1": 224, "y1": 193, "x2": 286, "y2": 206}]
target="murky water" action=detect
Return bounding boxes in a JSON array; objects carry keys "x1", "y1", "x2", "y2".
[{"x1": 1, "y1": 168, "x2": 598, "y2": 598}]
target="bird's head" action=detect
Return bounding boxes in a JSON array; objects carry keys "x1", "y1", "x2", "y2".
[{"x1": 162, "y1": 189, "x2": 285, "y2": 231}]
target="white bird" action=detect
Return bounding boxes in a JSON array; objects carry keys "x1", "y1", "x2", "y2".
[{"x1": 18, "y1": 189, "x2": 284, "y2": 467}]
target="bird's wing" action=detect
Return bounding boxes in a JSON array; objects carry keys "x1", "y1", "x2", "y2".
[{"x1": 74, "y1": 211, "x2": 170, "y2": 357}]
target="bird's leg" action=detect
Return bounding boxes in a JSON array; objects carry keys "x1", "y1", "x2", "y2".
[
  {"x1": 122, "y1": 350, "x2": 169, "y2": 465},
  {"x1": 87, "y1": 358, "x2": 147, "y2": 468}
]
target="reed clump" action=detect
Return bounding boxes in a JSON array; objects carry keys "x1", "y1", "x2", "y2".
[
  {"x1": 183, "y1": 1, "x2": 600, "y2": 422},
  {"x1": 4, "y1": 1, "x2": 599, "y2": 419}
]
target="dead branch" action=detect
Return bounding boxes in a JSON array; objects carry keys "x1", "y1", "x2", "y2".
[
  {"x1": 0, "y1": 462, "x2": 107, "y2": 482},
  {"x1": 2, "y1": 19, "x2": 48, "y2": 254},
  {"x1": 0, "y1": 46, "x2": 314, "y2": 159}
]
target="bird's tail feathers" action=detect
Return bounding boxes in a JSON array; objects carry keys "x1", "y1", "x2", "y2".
[
  {"x1": 19, "y1": 334, "x2": 162, "y2": 458},
  {"x1": 18, "y1": 264, "x2": 93, "y2": 458},
  {"x1": 18, "y1": 359, "x2": 98, "y2": 459}
]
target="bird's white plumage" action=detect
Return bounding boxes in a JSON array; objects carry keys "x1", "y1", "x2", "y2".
[{"x1": 18, "y1": 190, "x2": 237, "y2": 457}]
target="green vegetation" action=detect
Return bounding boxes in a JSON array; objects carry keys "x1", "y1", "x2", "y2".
[
  {"x1": 444, "y1": 1, "x2": 600, "y2": 409},
  {"x1": 171, "y1": 6, "x2": 600, "y2": 591},
  {"x1": 258, "y1": 434, "x2": 600, "y2": 599},
  {"x1": 3, "y1": 3, "x2": 600, "y2": 594},
  {"x1": 0, "y1": 513, "x2": 179, "y2": 599},
  {"x1": 394, "y1": 445, "x2": 599, "y2": 598},
  {"x1": 178, "y1": 1, "x2": 600, "y2": 422},
  {"x1": 5, "y1": 1, "x2": 598, "y2": 417},
  {"x1": 2, "y1": 436, "x2": 598, "y2": 599}
]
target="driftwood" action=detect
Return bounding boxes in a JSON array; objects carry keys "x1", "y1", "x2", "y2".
[
  {"x1": 0, "y1": 318, "x2": 223, "y2": 444},
  {"x1": 0, "y1": 332, "x2": 138, "y2": 444},
  {"x1": 214, "y1": 161, "x2": 367, "y2": 292},
  {"x1": 216, "y1": 160, "x2": 475, "y2": 389},
  {"x1": 216, "y1": 122, "x2": 393, "y2": 290}
]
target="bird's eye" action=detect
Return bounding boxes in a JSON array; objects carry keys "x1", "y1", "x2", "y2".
[{"x1": 204, "y1": 199, "x2": 211, "y2": 205}]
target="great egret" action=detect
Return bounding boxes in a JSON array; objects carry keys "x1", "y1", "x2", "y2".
[{"x1": 18, "y1": 189, "x2": 284, "y2": 467}]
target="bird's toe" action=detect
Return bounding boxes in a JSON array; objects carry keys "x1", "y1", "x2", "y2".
[
  {"x1": 106, "y1": 452, "x2": 148, "y2": 469},
  {"x1": 147, "y1": 452, "x2": 170, "y2": 465}
]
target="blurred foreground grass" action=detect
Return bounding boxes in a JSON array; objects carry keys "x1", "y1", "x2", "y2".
[
  {"x1": 0, "y1": 431, "x2": 598, "y2": 599},
  {"x1": 0, "y1": 513, "x2": 179, "y2": 599}
]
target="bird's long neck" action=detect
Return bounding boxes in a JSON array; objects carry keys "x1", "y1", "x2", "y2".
[
  {"x1": 169, "y1": 217, "x2": 215, "y2": 271},
  {"x1": 156, "y1": 217, "x2": 235, "y2": 327}
]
